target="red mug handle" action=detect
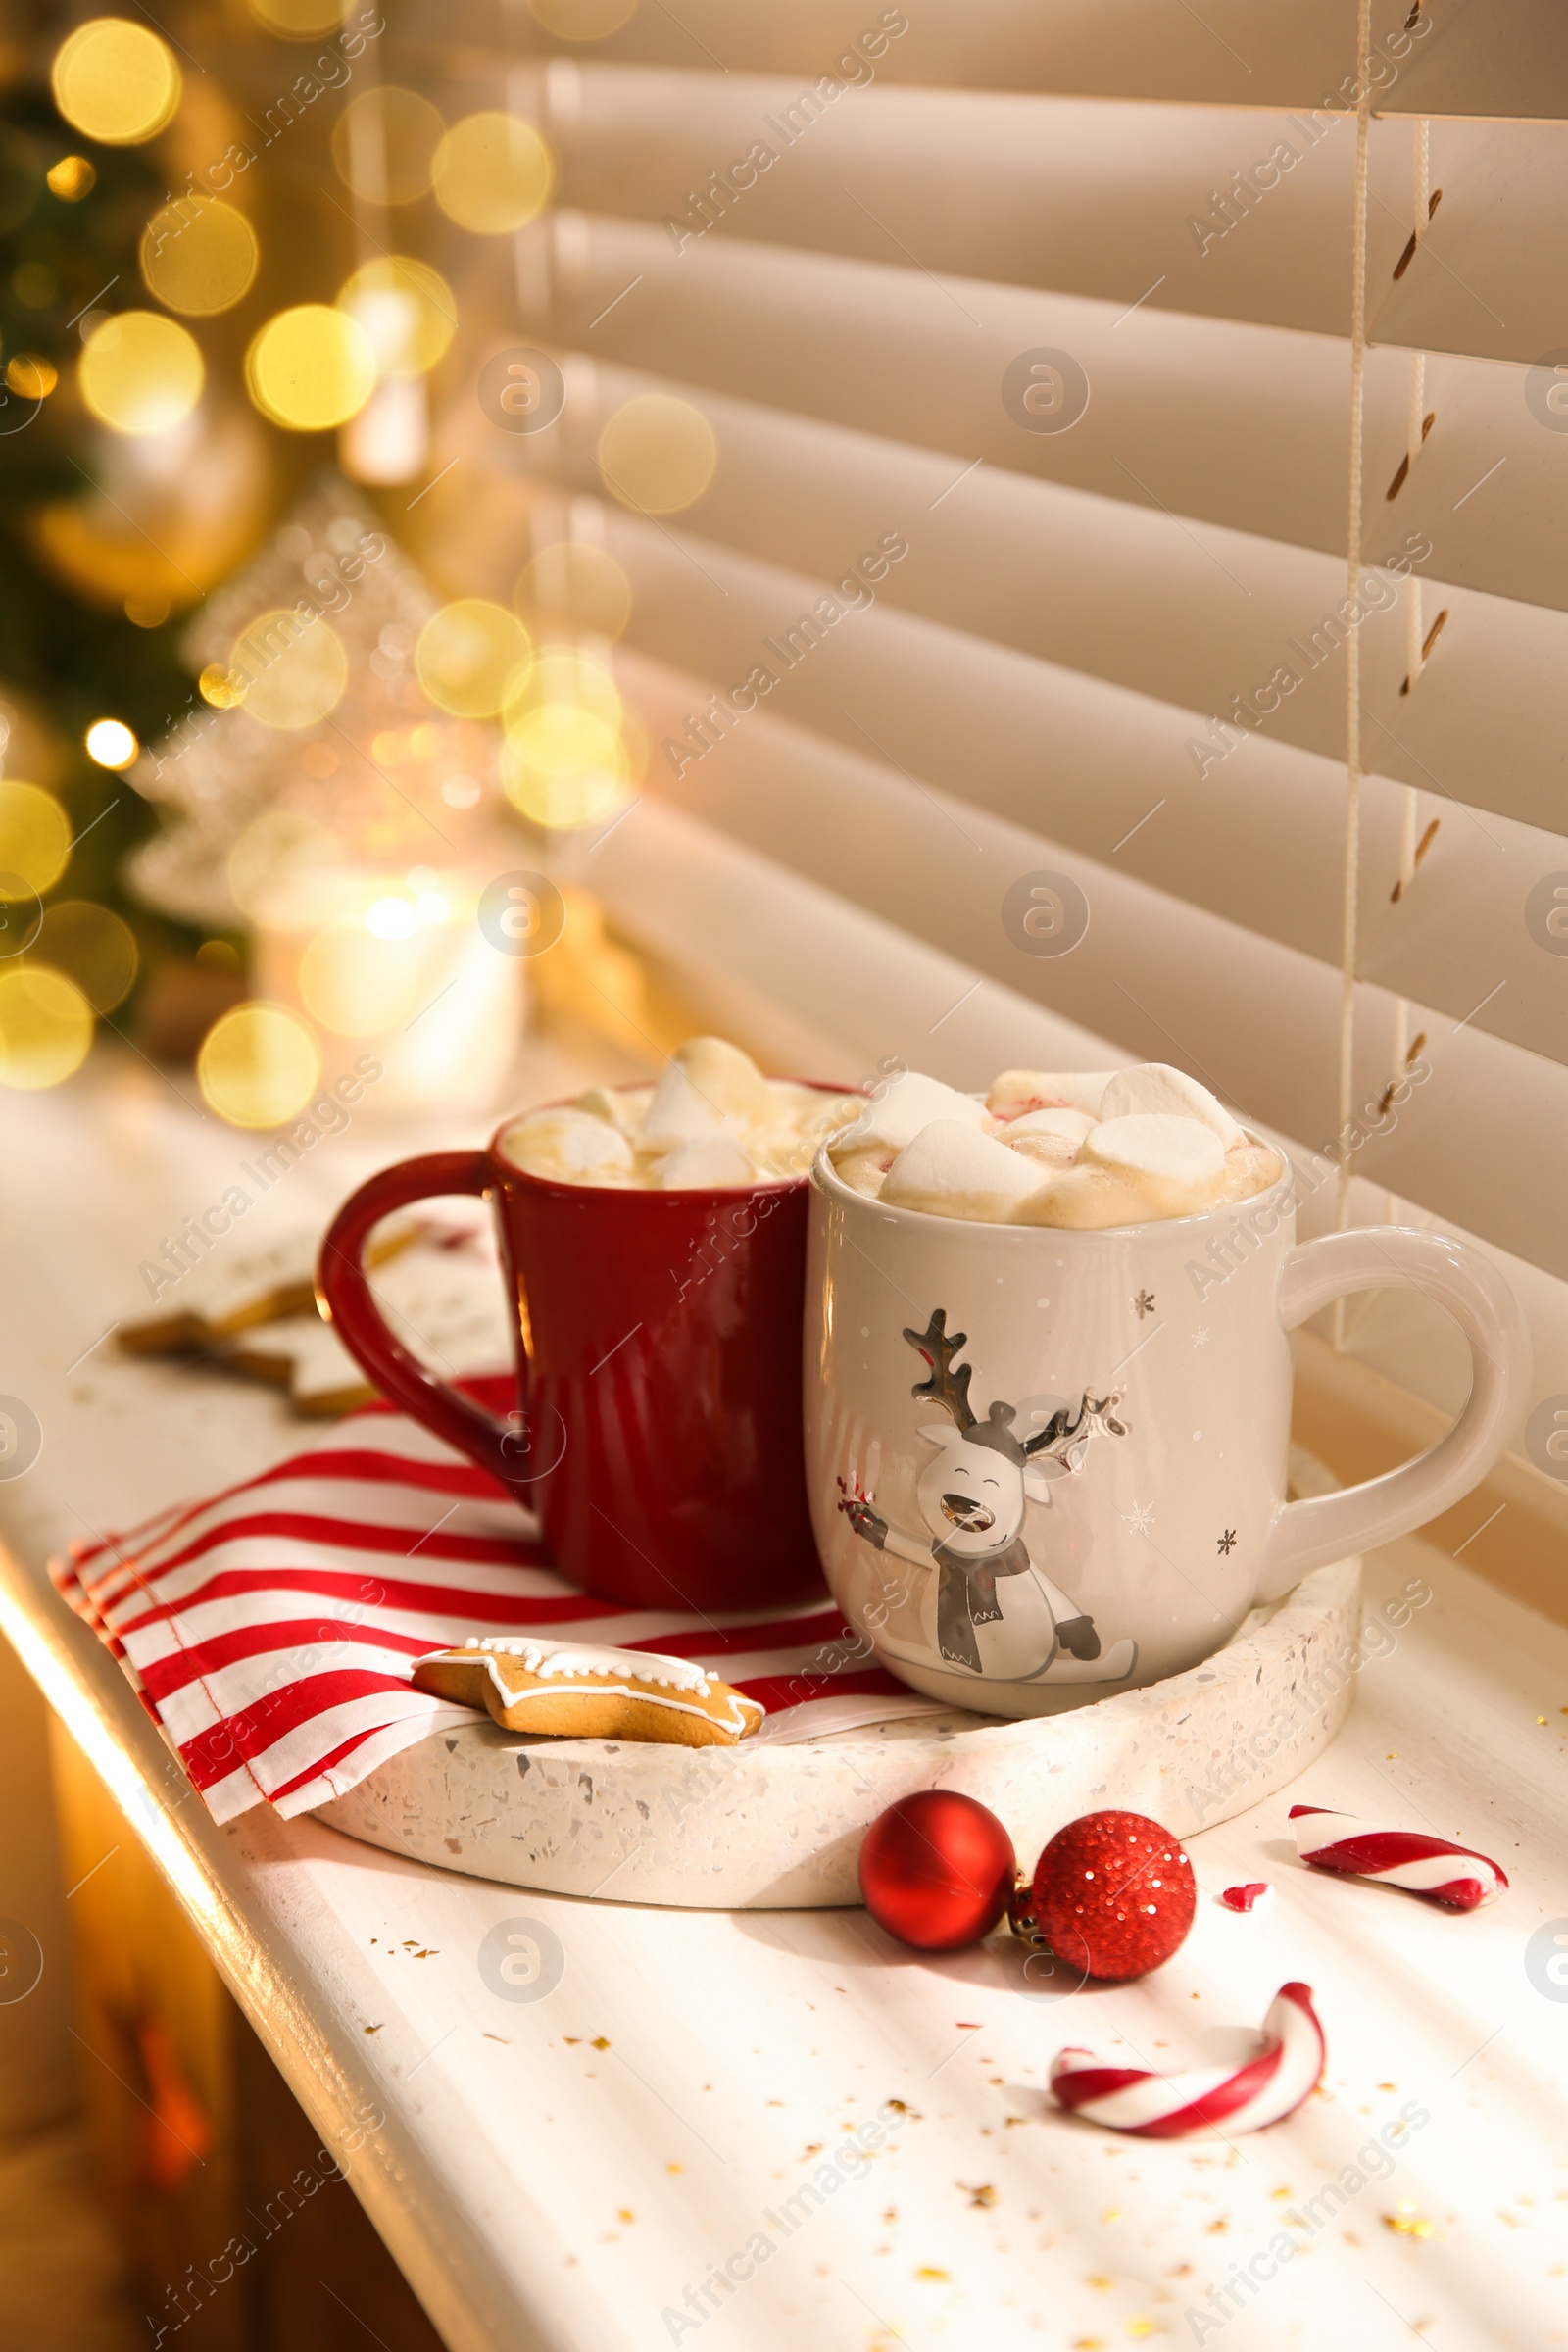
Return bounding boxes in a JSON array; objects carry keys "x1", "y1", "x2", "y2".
[{"x1": 317, "y1": 1152, "x2": 524, "y2": 1494}]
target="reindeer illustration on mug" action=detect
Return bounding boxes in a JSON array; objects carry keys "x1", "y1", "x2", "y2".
[{"x1": 838, "y1": 1310, "x2": 1138, "y2": 1686}]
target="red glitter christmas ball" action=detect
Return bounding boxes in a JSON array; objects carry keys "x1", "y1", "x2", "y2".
[
  {"x1": 859, "y1": 1790, "x2": 1017, "y2": 1952},
  {"x1": 1030, "y1": 1809, "x2": 1196, "y2": 1982}
]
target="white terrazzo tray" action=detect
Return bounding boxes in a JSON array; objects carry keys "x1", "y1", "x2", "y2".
[{"x1": 313, "y1": 1552, "x2": 1362, "y2": 1907}]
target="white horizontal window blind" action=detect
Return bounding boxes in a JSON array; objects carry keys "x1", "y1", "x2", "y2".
[{"x1": 401, "y1": 0, "x2": 1568, "y2": 1473}]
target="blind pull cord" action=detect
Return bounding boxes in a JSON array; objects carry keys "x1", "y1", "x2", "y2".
[
  {"x1": 1335, "y1": 0, "x2": 1375, "y2": 1349},
  {"x1": 1387, "y1": 119, "x2": 1433, "y2": 1224}
]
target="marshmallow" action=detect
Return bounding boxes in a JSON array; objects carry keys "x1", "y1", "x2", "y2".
[
  {"x1": 880, "y1": 1119, "x2": 1051, "y2": 1222},
  {"x1": 1217, "y1": 1141, "x2": 1284, "y2": 1203},
  {"x1": 1080, "y1": 1114, "x2": 1226, "y2": 1217},
  {"x1": 988, "y1": 1069, "x2": 1113, "y2": 1121},
  {"x1": 832, "y1": 1070, "x2": 987, "y2": 1157},
  {"x1": 1015, "y1": 1118, "x2": 1225, "y2": 1230},
  {"x1": 751, "y1": 1086, "x2": 865, "y2": 1181},
  {"x1": 1099, "y1": 1063, "x2": 1244, "y2": 1152},
  {"x1": 831, "y1": 1144, "x2": 895, "y2": 1197},
  {"x1": 572, "y1": 1084, "x2": 650, "y2": 1138},
  {"x1": 1012, "y1": 1164, "x2": 1153, "y2": 1230},
  {"x1": 672, "y1": 1035, "x2": 772, "y2": 1125},
  {"x1": 638, "y1": 1059, "x2": 729, "y2": 1153},
  {"x1": 652, "y1": 1137, "x2": 757, "y2": 1189},
  {"x1": 505, "y1": 1109, "x2": 635, "y2": 1184},
  {"x1": 1001, "y1": 1107, "x2": 1097, "y2": 1167}
]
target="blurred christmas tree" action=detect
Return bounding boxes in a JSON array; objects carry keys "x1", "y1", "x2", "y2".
[{"x1": 0, "y1": 74, "x2": 222, "y2": 1047}]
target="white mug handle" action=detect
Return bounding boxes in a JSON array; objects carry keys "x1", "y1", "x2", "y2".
[{"x1": 1256, "y1": 1226, "x2": 1531, "y2": 1602}]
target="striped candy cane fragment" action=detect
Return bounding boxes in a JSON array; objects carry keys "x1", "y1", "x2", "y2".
[
  {"x1": 1289, "y1": 1805, "x2": 1507, "y2": 1911},
  {"x1": 1050, "y1": 1982, "x2": 1325, "y2": 2139}
]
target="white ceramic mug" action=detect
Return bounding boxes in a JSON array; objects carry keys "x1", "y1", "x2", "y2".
[{"x1": 804, "y1": 1149, "x2": 1529, "y2": 1716}]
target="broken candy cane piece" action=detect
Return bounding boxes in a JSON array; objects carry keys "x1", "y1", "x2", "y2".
[
  {"x1": 1289, "y1": 1806, "x2": 1507, "y2": 1911},
  {"x1": 1219, "y1": 1883, "x2": 1271, "y2": 1912},
  {"x1": 1050, "y1": 1983, "x2": 1326, "y2": 2139}
]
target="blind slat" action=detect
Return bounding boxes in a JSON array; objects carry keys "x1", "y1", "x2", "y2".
[
  {"x1": 416, "y1": 0, "x2": 1568, "y2": 123},
  {"x1": 600, "y1": 637, "x2": 1568, "y2": 1079},
  {"x1": 494, "y1": 217, "x2": 1568, "y2": 615},
  {"x1": 440, "y1": 354, "x2": 1568, "y2": 837},
  {"x1": 586, "y1": 795, "x2": 1568, "y2": 1284},
  {"x1": 537, "y1": 75, "x2": 1566, "y2": 364}
]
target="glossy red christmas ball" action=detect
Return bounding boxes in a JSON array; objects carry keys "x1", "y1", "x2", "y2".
[
  {"x1": 1031, "y1": 1809, "x2": 1196, "y2": 1983},
  {"x1": 859, "y1": 1790, "x2": 1017, "y2": 1952}
]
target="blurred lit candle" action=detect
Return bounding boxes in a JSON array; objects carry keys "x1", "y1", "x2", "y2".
[{"x1": 254, "y1": 862, "x2": 523, "y2": 1119}]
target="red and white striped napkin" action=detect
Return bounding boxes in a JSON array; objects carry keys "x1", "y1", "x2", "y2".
[{"x1": 50, "y1": 1378, "x2": 945, "y2": 1824}]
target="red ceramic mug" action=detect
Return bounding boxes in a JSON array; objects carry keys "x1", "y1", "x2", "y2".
[{"x1": 317, "y1": 1085, "x2": 849, "y2": 1611}]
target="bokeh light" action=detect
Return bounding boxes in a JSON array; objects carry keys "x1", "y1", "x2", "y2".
[
  {"x1": 229, "y1": 610, "x2": 348, "y2": 730},
  {"x1": 199, "y1": 662, "x2": 247, "y2": 709},
  {"x1": 515, "y1": 541, "x2": 633, "y2": 642},
  {"x1": 244, "y1": 0, "x2": 343, "y2": 33},
  {"x1": 46, "y1": 155, "x2": 96, "y2": 201},
  {"x1": 504, "y1": 645, "x2": 621, "y2": 732},
  {"x1": 337, "y1": 257, "x2": 456, "y2": 380},
  {"x1": 245, "y1": 305, "x2": 376, "y2": 432},
  {"x1": 197, "y1": 1001, "x2": 320, "y2": 1128},
  {"x1": 416, "y1": 601, "x2": 532, "y2": 718},
  {"x1": 5, "y1": 355, "x2": 57, "y2": 400},
  {"x1": 79, "y1": 312, "x2": 204, "y2": 437},
  {"x1": 141, "y1": 196, "x2": 259, "y2": 316},
  {"x1": 33, "y1": 901, "x2": 137, "y2": 1013},
  {"x1": 85, "y1": 718, "x2": 137, "y2": 768},
  {"x1": 332, "y1": 88, "x2": 445, "y2": 206},
  {"x1": 0, "y1": 966, "x2": 93, "y2": 1090},
  {"x1": 51, "y1": 20, "x2": 181, "y2": 146},
  {"x1": 432, "y1": 113, "x2": 554, "y2": 234},
  {"x1": 299, "y1": 919, "x2": 421, "y2": 1036},
  {"x1": 530, "y1": 0, "x2": 641, "y2": 36},
  {"x1": 0, "y1": 783, "x2": 72, "y2": 898},
  {"x1": 599, "y1": 394, "x2": 717, "y2": 514},
  {"x1": 501, "y1": 705, "x2": 631, "y2": 831}
]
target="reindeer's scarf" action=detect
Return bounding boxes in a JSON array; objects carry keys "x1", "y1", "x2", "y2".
[{"x1": 931, "y1": 1536, "x2": 1035, "y2": 1673}]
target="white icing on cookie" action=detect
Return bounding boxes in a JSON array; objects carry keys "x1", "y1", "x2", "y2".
[{"x1": 459, "y1": 1635, "x2": 714, "y2": 1695}]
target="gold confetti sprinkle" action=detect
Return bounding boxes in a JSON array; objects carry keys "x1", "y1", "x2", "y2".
[
  {"x1": 1102, "y1": 2206, "x2": 1123, "y2": 2222},
  {"x1": 915, "y1": 2266, "x2": 949, "y2": 2281},
  {"x1": 1129, "y1": 2325, "x2": 1158, "y2": 2341},
  {"x1": 1072, "y1": 2338, "x2": 1106, "y2": 2350},
  {"x1": 1269, "y1": 2187, "x2": 1292, "y2": 2200},
  {"x1": 961, "y1": 2183, "x2": 997, "y2": 2209},
  {"x1": 591, "y1": 2035, "x2": 611, "y2": 2050},
  {"x1": 666, "y1": 2163, "x2": 682, "y2": 2175},
  {"x1": 1205, "y1": 2218, "x2": 1229, "y2": 2234},
  {"x1": 1087, "y1": 2275, "x2": 1114, "y2": 2290},
  {"x1": 1538, "y1": 1716, "x2": 1548, "y2": 1727},
  {"x1": 616, "y1": 2207, "x2": 634, "y2": 2223},
  {"x1": 1383, "y1": 2205, "x2": 1438, "y2": 2240}
]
